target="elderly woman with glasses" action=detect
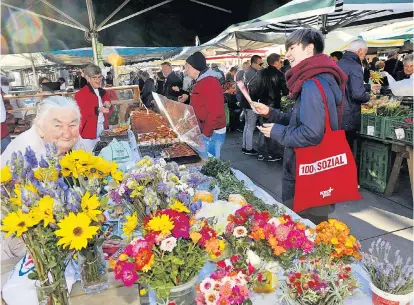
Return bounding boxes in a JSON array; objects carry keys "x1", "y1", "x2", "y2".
[{"x1": 75, "y1": 64, "x2": 114, "y2": 151}]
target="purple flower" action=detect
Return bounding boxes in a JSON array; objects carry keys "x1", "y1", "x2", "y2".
[
  {"x1": 39, "y1": 157, "x2": 49, "y2": 168},
  {"x1": 157, "y1": 182, "x2": 169, "y2": 194},
  {"x1": 189, "y1": 200, "x2": 202, "y2": 213},
  {"x1": 176, "y1": 191, "x2": 190, "y2": 205},
  {"x1": 145, "y1": 206, "x2": 150, "y2": 215},
  {"x1": 57, "y1": 178, "x2": 68, "y2": 191},
  {"x1": 110, "y1": 191, "x2": 121, "y2": 204},
  {"x1": 24, "y1": 147, "x2": 38, "y2": 169},
  {"x1": 187, "y1": 174, "x2": 203, "y2": 187},
  {"x1": 65, "y1": 189, "x2": 80, "y2": 212}
]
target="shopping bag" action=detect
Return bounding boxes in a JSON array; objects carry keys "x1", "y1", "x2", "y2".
[{"x1": 293, "y1": 78, "x2": 362, "y2": 213}]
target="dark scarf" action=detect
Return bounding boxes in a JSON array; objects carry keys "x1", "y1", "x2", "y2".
[{"x1": 285, "y1": 53, "x2": 348, "y2": 126}]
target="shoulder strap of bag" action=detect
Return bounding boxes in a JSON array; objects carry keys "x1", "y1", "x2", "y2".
[{"x1": 311, "y1": 78, "x2": 332, "y2": 132}]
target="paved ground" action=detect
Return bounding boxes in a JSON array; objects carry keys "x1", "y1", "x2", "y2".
[{"x1": 221, "y1": 130, "x2": 414, "y2": 261}]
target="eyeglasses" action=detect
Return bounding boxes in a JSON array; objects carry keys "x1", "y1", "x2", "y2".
[{"x1": 90, "y1": 75, "x2": 103, "y2": 80}]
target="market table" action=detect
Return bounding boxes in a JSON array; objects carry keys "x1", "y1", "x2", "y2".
[{"x1": 1, "y1": 169, "x2": 373, "y2": 305}]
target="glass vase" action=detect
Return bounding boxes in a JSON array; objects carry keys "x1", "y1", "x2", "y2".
[
  {"x1": 35, "y1": 279, "x2": 70, "y2": 305},
  {"x1": 78, "y1": 244, "x2": 109, "y2": 294},
  {"x1": 155, "y1": 276, "x2": 198, "y2": 305}
]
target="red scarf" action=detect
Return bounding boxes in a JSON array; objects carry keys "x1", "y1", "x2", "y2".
[{"x1": 285, "y1": 53, "x2": 348, "y2": 126}]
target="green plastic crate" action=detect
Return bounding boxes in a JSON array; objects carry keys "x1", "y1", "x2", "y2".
[
  {"x1": 359, "y1": 141, "x2": 391, "y2": 193},
  {"x1": 360, "y1": 113, "x2": 386, "y2": 139},
  {"x1": 384, "y1": 116, "x2": 413, "y2": 145}
]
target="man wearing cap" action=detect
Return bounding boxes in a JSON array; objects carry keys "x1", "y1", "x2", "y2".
[
  {"x1": 384, "y1": 51, "x2": 403, "y2": 79},
  {"x1": 178, "y1": 52, "x2": 226, "y2": 159},
  {"x1": 1, "y1": 75, "x2": 11, "y2": 153}
]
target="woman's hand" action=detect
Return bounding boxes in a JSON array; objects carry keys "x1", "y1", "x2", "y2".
[
  {"x1": 252, "y1": 102, "x2": 270, "y2": 116},
  {"x1": 172, "y1": 86, "x2": 180, "y2": 92},
  {"x1": 103, "y1": 101, "x2": 111, "y2": 108},
  {"x1": 178, "y1": 94, "x2": 189, "y2": 103},
  {"x1": 257, "y1": 123, "x2": 274, "y2": 138},
  {"x1": 98, "y1": 107, "x2": 110, "y2": 113}
]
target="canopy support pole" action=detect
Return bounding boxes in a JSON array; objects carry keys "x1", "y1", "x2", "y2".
[
  {"x1": 86, "y1": 0, "x2": 99, "y2": 65},
  {"x1": 1, "y1": 3, "x2": 87, "y2": 31},
  {"x1": 327, "y1": 10, "x2": 381, "y2": 33},
  {"x1": 98, "y1": 0, "x2": 174, "y2": 31},
  {"x1": 235, "y1": 36, "x2": 241, "y2": 67},
  {"x1": 97, "y1": 0, "x2": 131, "y2": 30},
  {"x1": 189, "y1": 0, "x2": 232, "y2": 13},
  {"x1": 39, "y1": 0, "x2": 88, "y2": 30}
]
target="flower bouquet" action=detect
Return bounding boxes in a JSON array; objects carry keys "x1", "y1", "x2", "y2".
[
  {"x1": 114, "y1": 205, "x2": 223, "y2": 303},
  {"x1": 109, "y1": 156, "x2": 204, "y2": 226},
  {"x1": 362, "y1": 238, "x2": 413, "y2": 305},
  {"x1": 55, "y1": 149, "x2": 123, "y2": 294},
  {"x1": 279, "y1": 258, "x2": 359, "y2": 305},
  {"x1": 312, "y1": 219, "x2": 362, "y2": 263}
]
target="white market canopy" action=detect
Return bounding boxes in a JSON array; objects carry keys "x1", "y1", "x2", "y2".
[{"x1": 0, "y1": 53, "x2": 56, "y2": 71}]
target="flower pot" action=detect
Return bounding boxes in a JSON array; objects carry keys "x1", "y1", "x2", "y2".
[
  {"x1": 78, "y1": 244, "x2": 109, "y2": 294},
  {"x1": 370, "y1": 282, "x2": 414, "y2": 305},
  {"x1": 155, "y1": 276, "x2": 198, "y2": 305},
  {"x1": 35, "y1": 279, "x2": 70, "y2": 305},
  {"x1": 253, "y1": 270, "x2": 279, "y2": 293}
]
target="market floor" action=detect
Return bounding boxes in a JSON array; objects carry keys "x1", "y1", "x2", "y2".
[{"x1": 221, "y1": 130, "x2": 414, "y2": 261}]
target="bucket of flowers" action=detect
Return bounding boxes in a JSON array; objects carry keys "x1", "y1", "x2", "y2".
[
  {"x1": 279, "y1": 258, "x2": 359, "y2": 305},
  {"x1": 114, "y1": 204, "x2": 223, "y2": 305},
  {"x1": 362, "y1": 238, "x2": 413, "y2": 305}
]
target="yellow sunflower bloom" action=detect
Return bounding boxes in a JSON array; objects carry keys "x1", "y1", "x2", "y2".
[
  {"x1": 1, "y1": 210, "x2": 33, "y2": 237},
  {"x1": 34, "y1": 168, "x2": 59, "y2": 182},
  {"x1": 111, "y1": 170, "x2": 123, "y2": 183},
  {"x1": 123, "y1": 212, "x2": 138, "y2": 240},
  {"x1": 0, "y1": 166, "x2": 12, "y2": 183},
  {"x1": 169, "y1": 199, "x2": 190, "y2": 213},
  {"x1": 81, "y1": 192, "x2": 102, "y2": 222},
  {"x1": 73, "y1": 150, "x2": 95, "y2": 176},
  {"x1": 146, "y1": 214, "x2": 174, "y2": 235},
  {"x1": 31, "y1": 196, "x2": 55, "y2": 227},
  {"x1": 55, "y1": 213, "x2": 99, "y2": 250},
  {"x1": 60, "y1": 154, "x2": 79, "y2": 178},
  {"x1": 89, "y1": 157, "x2": 111, "y2": 179}
]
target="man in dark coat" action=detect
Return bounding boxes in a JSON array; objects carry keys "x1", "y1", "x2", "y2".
[
  {"x1": 337, "y1": 39, "x2": 379, "y2": 151},
  {"x1": 254, "y1": 28, "x2": 348, "y2": 224},
  {"x1": 384, "y1": 51, "x2": 404, "y2": 79},
  {"x1": 161, "y1": 62, "x2": 183, "y2": 101},
  {"x1": 140, "y1": 71, "x2": 155, "y2": 107},
  {"x1": 256, "y1": 53, "x2": 289, "y2": 162}
]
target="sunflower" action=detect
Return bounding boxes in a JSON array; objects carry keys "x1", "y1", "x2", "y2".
[
  {"x1": 81, "y1": 192, "x2": 102, "y2": 222},
  {"x1": 60, "y1": 154, "x2": 79, "y2": 178},
  {"x1": 89, "y1": 157, "x2": 111, "y2": 179},
  {"x1": 0, "y1": 166, "x2": 12, "y2": 183},
  {"x1": 34, "y1": 167, "x2": 59, "y2": 182},
  {"x1": 1, "y1": 209, "x2": 33, "y2": 237},
  {"x1": 55, "y1": 213, "x2": 99, "y2": 250},
  {"x1": 146, "y1": 214, "x2": 174, "y2": 235},
  {"x1": 169, "y1": 199, "x2": 190, "y2": 213},
  {"x1": 123, "y1": 213, "x2": 138, "y2": 240},
  {"x1": 31, "y1": 196, "x2": 55, "y2": 227}
]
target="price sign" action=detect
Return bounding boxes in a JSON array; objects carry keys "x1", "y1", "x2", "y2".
[
  {"x1": 367, "y1": 126, "x2": 375, "y2": 136},
  {"x1": 395, "y1": 128, "x2": 405, "y2": 140}
]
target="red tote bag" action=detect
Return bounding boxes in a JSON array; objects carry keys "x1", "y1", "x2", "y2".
[{"x1": 293, "y1": 78, "x2": 362, "y2": 213}]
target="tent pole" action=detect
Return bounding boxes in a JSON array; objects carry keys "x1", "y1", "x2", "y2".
[
  {"x1": 235, "y1": 36, "x2": 241, "y2": 67},
  {"x1": 91, "y1": 33, "x2": 99, "y2": 65},
  {"x1": 86, "y1": 0, "x2": 99, "y2": 65},
  {"x1": 29, "y1": 55, "x2": 37, "y2": 90},
  {"x1": 39, "y1": 0, "x2": 88, "y2": 30},
  {"x1": 97, "y1": 0, "x2": 131, "y2": 30}
]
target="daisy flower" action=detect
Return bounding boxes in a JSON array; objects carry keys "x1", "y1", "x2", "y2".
[{"x1": 233, "y1": 226, "x2": 247, "y2": 238}]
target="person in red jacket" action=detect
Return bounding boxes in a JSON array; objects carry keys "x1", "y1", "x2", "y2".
[
  {"x1": 75, "y1": 64, "x2": 113, "y2": 151},
  {"x1": 179, "y1": 52, "x2": 226, "y2": 158}
]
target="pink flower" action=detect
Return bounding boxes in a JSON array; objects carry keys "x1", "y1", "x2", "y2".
[
  {"x1": 247, "y1": 263, "x2": 255, "y2": 275},
  {"x1": 132, "y1": 237, "x2": 150, "y2": 254},
  {"x1": 196, "y1": 293, "x2": 206, "y2": 305},
  {"x1": 253, "y1": 211, "x2": 270, "y2": 226},
  {"x1": 120, "y1": 263, "x2": 138, "y2": 286},
  {"x1": 124, "y1": 244, "x2": 135, "y2": 257},
  {"x1": 226, "y1": 222, "x2": 234, "y2": 234},
  {"x1": 164, "y1": 209, "x2": 190, "y2": 238},
  {"x1": 284, "y1": 230, "x2": 306, "y2": 249},
  {"x1": 167, "y1": 302, "x2": 176, "y2": 305},
  {"x1": 275, "y1": 224, "x2": 290, "y2": 242},
  {"x1": 228, "y1": 286, "x2": 244, "y2": 304},
  {"x1": 302, "y1": 239, "x2": 314, "y2": 254},
  {"x1": 230, "y1": 255, "x2": 241, "y2": 265}
]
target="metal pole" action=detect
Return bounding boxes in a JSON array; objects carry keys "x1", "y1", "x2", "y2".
[
  {"x1": 98, "y1": 0, "x2": 174, "y2": 31},
  {"x1": 235, "y1": 35, "x2": 241, "y2": 67},
  {"x1": 97, "y1": 0, "x2": 131, "y2": 31},
  {"x1": 85, "y1": 0, "x2": 98, "y2": 65},
  {"x1": 29, "y1": 55, "x2": 38, "y2": 90},
  {"x1": 39, "y1": 0, "x2": 88, "y2": 30},
  {"x1": 1, "y1": 2, "x2": 87, "y2": 31},
  {"x1": 189, "y1": 0, "x2": 232, "y2": 13}
]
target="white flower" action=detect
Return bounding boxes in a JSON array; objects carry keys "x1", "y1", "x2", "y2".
[
  {"x1": 200, "y1": 278, "x2": 216, "y2": 293},
  {"x1": 159, "y1": 159, "x2": 167, "y2": 167},
  {"x1": 160, "y1": 237, "x2": 177, "y2": 252},
  {"x1": 187, "y1": 187, "x2": 195, "y2": 197},
  {"x1": 305, "y1": 229, "x2": 315, "y2": 242},
  {"x1": 265, "y1": 261, "x2": 280, "y2": 273},
  {"x1": 268, "y1": 217, "x2": 281, "y2": 227},
  {"x1": 233, "y1": 226, "x2": 248, "y2": 238},
  {"x1": 204, "y1": 290, "x2": 220, "y2": 305},
  {"x1": 246, "y1": 250, "x2": 262, "y2": 268},
  {"x1": 221, "y1": 276, "x2": 237, "y2": 288}
]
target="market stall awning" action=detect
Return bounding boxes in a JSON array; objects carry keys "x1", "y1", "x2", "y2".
[
  {"x1": 359, "y1": 20, "x2": 414, "y2": 41},
  {"x1": 42, "y1": 46, "x2": 180, "y2": 66},
  {"x1": 0, "y1": 53, "x2": 56, "y2": 71},
  {"x1": 227, "y1": 0, "x2": 413, "y2": 34}
]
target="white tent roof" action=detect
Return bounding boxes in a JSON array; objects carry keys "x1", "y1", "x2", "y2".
[{"x1": 0, "y1": 53, "x2": 56, "y2": 71}]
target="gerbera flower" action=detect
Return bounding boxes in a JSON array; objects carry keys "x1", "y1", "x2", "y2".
[
  {"x1": 146, "y1": 214, "x2": 174, "y2": 235},
  {"x1": 204, "y1": 290, "x2": 219, "y2": 305},
  {"x1": 1, "y1": 209, "x2": 33, "y2": 237},
  {"x1": 120, "y1": 263, "x2": 138, "y2": 287},
  {"x1": 55, "y1": 213, "x2": 99, "y2": 250},
  {"x1": 274, "y1": 224, "x2": 290, "y2": 242},
  {"x1": 199, "y1": 278, "x2": 216, "y2": 293},
  {"x1": 81, "y1": 192, "x2": 102, "y2": 221},
  {"x1": 233, "y1": 226, "x2": 247, "y2": 238},
  {"x1": 0, "y1": 165, "x2": 12, "y2": 183},
  {"x1": 135, "y1": 248, "x2": 154, "y2": 271},
  {"x1": 31, "y1": 196, "x2": 55, "y2": 227},
  {"x1": 169, "y1": 199, "x2": 190, "y2": 213},
  {"x1": 285, "y1": 230, "x2": 306, "y2": 249},
  {"x1": 123, "y1": 213, "x2": 138, "y2": 241},
  {"x1": 160, "y1": 236, "x2": 177, "y2": 252}
]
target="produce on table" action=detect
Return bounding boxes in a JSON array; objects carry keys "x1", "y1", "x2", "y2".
[
  {"x1": 192, "y1": 190, "x2": 214, "y2": 203},
  {"x1": 228, "y1": 194, "x2": 248, "y2": 206}
]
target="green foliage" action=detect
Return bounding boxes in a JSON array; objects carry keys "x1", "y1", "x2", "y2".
[{"x1": 201, "y1": 158, "x2": 232, "y2": 179}]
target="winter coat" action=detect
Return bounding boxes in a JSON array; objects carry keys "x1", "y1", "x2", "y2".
[
  {"x1": 141, "y1": 78, "x2": 155, "y2": 106},
  {"x1": 162, "y1": 72, "x2": 183, "y2": 101},
  {"x1": 240, "y1": 66, "x2": 260, "y2": 109},
  {"x1": 75, "y1": 83, "x2": 113, "y2": 140},
  {"x1": 257, "y1": 66, "x2": 289, "y2": 108},
  {"x1": 337, "y1": 51, "x2": 370, "y2": 131},
  {"x1": 190, "y1": 69, "x2": 226, "y2": 137},
  {"x1": 268, "y1": 73, "x2": 342, "y2": 215},
  {"x1": 384, "y1": 58, "x2": 404, "y2": 79}
]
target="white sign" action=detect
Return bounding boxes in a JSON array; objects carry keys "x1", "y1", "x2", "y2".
[
  {"x1": 299, "y1": 153, "x2": 348, "y2": 176},
  {"x1": 395, "y1": 128, "x2": 405, "y2": 140},
  {"x1": 367, "y1": 126, "x2": 375, "y2": 136}
]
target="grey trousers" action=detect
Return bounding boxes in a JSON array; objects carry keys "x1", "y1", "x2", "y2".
[{"x1": 242, "y1": 109, "x2": 258, "y2": 151}]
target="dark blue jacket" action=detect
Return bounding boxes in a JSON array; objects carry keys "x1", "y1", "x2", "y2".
[
  {"x1": 268, "y1": 73, "x2": 342, "y2": 216},
  {"x1": 337, "y1": 51, "x2": 370, "y2": 131}
]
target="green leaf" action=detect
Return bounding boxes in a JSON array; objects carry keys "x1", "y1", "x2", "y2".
[{"x1": 28, "y1": 271, "x2": 39, "y2": 280}]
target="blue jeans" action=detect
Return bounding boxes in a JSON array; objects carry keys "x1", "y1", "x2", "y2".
[{"x1": 202, "y1": 131, "x2": 226, "y2": 159}]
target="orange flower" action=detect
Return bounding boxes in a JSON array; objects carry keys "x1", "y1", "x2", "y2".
[
  {"x1": 296, "y1": 222, "x2": 306, "y2": 230},
  {"x1": 273, "y1": 246, "x2": 286, "y2": 256},
  {"x1": 267, "y1": 235, "x2": 286, "y2": 256},
  {"x1": 135, "y1": 248, "x2": 153, "y2": 271},
  {"x1": 205, "y1": 238, "x2": 220, "y2": 254},
  {"x1": 249, "y1": 227, "x2": 265, "y2": 241}
]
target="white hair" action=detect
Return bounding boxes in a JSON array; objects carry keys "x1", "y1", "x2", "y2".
[
  {"x1": 347, "y1": 39, "x2": 368, "y2": 52},
  {"x1": 403, "y1": 54, "x2": 413, "y2": 65},
  {"x1": 35, "y1": 96, "x2": 81, "y2": 126}
]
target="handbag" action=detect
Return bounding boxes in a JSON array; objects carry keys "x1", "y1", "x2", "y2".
[{"x1": 293, "y1": 78, "x2": 362, "y2": 212}]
